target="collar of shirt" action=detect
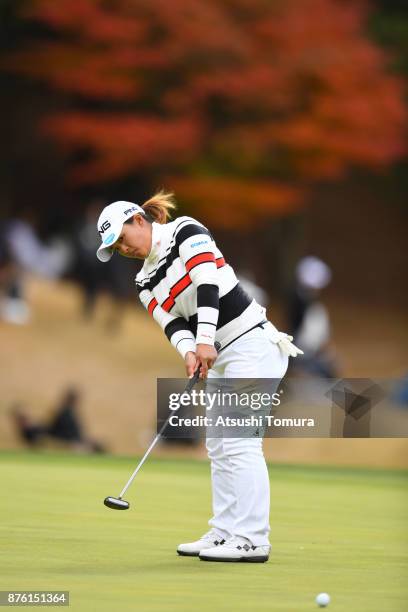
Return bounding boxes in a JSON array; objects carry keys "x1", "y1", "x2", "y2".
[{"x1": 145, "y1": 222, "x2": 164, "y2": 265}]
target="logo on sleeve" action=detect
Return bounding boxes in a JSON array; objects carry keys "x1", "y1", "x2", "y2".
[{"x1": 191, "y1": 240, "x2": 209, "y2": 248}]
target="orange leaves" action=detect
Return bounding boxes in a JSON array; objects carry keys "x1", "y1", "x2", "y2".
[
  {"x1": 5, "y1": 43, "x2": 140, "y2": 100},
  {"x1": 4, "y1": 0, "x2": 407, "y2": 226},
  {"x1": 23, "y1": 0, "x2": 146, "y2": 43},
  {"x1": 166, "y1": 176, "x2": 301, "y2": 228},
  {"x1": 42, "y1": 114, "x2": 203, "y2": 183}
]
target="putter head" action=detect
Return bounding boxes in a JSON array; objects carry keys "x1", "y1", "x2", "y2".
[{"x1": 104, "y1": 496, "x2": 130, "y2": 510}]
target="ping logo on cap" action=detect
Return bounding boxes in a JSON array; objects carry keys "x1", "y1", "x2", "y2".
[
  {"x1": 124, "y1": 206, "x2": 138, "y2": 216},
  {"x1": 99, "y1": 220, "x2": 111, "y2": 235}
]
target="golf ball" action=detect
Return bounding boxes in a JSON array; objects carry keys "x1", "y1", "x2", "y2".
[{"x1": 316, "y1": 593, "x2": 330, "y2": 607}]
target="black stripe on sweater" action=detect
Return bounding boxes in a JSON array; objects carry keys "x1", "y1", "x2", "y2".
[
  {"x1": 137, "y1": 224, "x2": 213, "y2": 293},
  {"x1": 174, "y1": 223, "x2": 212, "y2": 249},
  {"x1": 189, "y1": 282, "x2": 252, "y2": 335},
  {"x1": 164, "y1": 317, "x2": 193, "y2": 341},
  {"x1": 146, "y1": 218, "x2": 199, "y2": 271},
  {"x1": 197, "y1": 284, "x2": 219, "y2": 309}
]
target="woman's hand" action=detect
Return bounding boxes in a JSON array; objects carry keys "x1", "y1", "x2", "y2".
[
  {"x1": 185, "y1": 344, "x2": 218, "y2": 380},
  {"x1": 185, "y1": 351, "x2": 197, "y2": 379}
]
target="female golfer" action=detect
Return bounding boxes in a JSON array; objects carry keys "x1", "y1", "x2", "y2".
[{"x1": 96, "y1": 192, "x2": 302, "y2": 563}]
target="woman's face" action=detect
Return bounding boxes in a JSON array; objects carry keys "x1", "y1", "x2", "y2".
[{"x1": 112, "y1": 214, "x2": 152, "y2": 259}]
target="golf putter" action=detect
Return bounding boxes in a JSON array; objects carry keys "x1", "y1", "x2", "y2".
[{"x1": 104, "y1": 342, "x2": 220, "y2": 510}]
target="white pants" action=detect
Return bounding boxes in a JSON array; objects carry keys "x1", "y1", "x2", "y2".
[{"x1": 206, "y1": 324, "x2": 288, "y2": 546}]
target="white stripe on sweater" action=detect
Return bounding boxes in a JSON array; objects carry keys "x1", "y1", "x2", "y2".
[{"x1": 135, "y1": 216, "x2": 266, "y2": 358}]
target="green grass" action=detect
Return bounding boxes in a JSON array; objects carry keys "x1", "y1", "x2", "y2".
[{"x1": 0, "y1": 451, "x2": 407, "y2": 611}]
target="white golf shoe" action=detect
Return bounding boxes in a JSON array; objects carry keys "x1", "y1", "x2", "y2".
[
  {"x1": 177, "y1": 528, "x2": 226, "y2": 557},
  {"x1": 199, "y1": 536, "x2": 270, "y2": 563}
]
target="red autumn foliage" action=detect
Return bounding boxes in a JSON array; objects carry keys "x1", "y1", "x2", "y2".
[{"x1": 5, "y1": 0, "x2": 406, "y2": 226}]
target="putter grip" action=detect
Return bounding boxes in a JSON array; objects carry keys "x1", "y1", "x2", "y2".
[
  {"x1": 184, "y1": 368, "x2": 200, "y2": 394},
  {"x1": 184, "y1": 341, "x2": 221, "y2": 393}
]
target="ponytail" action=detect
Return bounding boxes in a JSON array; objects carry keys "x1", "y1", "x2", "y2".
[{"x1": 142, "y1": 190, "x2": 176, "y2": 224}]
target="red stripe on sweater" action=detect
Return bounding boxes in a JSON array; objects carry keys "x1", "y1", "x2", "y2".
[
  {"x1": 148, "y1": 297, "x2": 158, "y2": 316},
  {"x1": 161, "y1": 257, "x2": 225, "y2": 313},
  {"x1": 162, "y1": 296, "x2": 175, "y2": 312},
  {"x1": 162, "y1": 274, "x2": 193, "y2": 312},
  {"x1": 185, "y1": 252, "x2": 215, "y2": 272},
  {"x1": 172, "y1": 273, "x2": 192, "y2": 298}
]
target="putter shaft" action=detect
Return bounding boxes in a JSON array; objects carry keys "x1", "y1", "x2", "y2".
[{"x1": 118, "y1": 367, "x2": 202, "y2": 499}]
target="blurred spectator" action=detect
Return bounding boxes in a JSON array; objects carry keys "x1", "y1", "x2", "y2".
[
  {"x1": 0, "y1": 209, "x2": 72, "y2": 324},
  {"x1": 10, "y1": 388, "x2": 105, "y2": 453},
  {"x1": 288, "y1": 256, "x2": 338, "y2": 377},
  {"x1": 0, "y1": 222, "x2": 26, "y2": 323},
  {"x1": 73, "y1": 200, "x2": 106, "y2": 319},
  {"x1": 72, "y1": 200, "x2": 140, "y2": 329}
]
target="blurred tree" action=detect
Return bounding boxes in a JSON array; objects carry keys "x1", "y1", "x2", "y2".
[{"x1": 3, "y1": 0, "x2": 406, "y2": 227}]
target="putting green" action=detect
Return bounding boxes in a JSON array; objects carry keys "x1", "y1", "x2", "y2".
[{"x1": 0, "y1": 451, "x2": 407, "y2": 611}]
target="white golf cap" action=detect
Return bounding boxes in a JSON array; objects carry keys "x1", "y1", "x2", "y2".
[{"x1": 96, "y1": 200, "x2": 144, "y2": 262}]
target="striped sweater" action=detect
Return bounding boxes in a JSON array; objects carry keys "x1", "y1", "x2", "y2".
[{"x1": 135, "y1": 216, "x2": 266, "y2": 359}]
